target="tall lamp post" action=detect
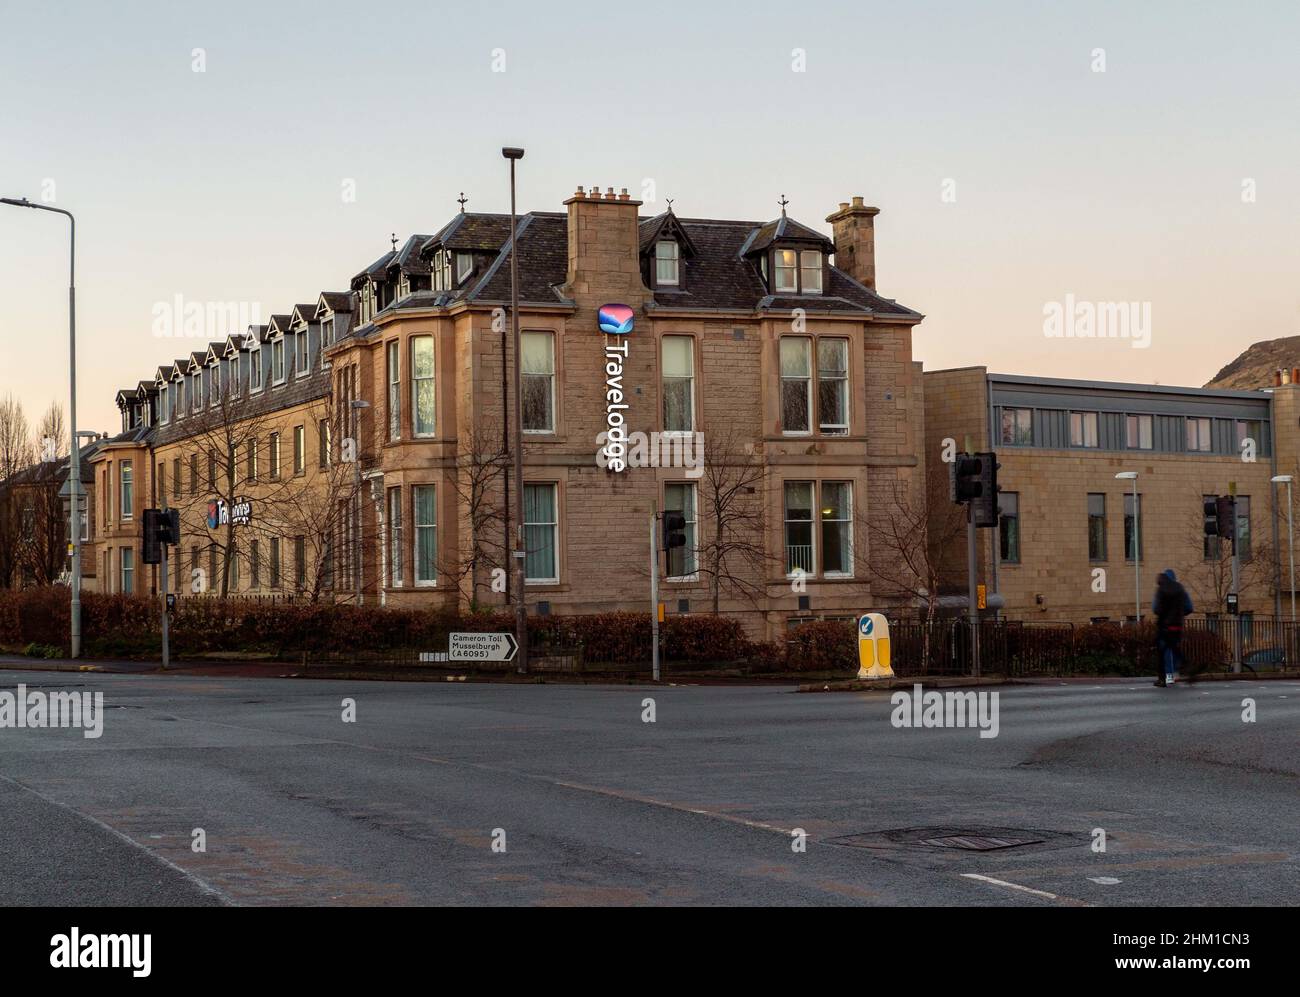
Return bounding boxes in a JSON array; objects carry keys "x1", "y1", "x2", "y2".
[
  {"x1": 2, "y1": 196, "x2": 81, "y2": 657},
  {"x1": 1115, "y1": 471, "x2": 1140, "y2": 623},
  {"x1": 1271, "y1": 476, "x2": 1295, "y2": 657},
  {"x1": 350, "y1": 399, "x2": 371, "y2": 605},
  {"x1": 502, "y1": 146, "x2": 528, "y2": 674}
]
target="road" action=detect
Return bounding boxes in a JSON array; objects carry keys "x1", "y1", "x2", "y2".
[{"x1": 1, "y1": 669, "x2": 1296, "y2": 906}]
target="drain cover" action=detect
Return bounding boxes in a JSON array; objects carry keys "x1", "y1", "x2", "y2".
[
  {"x1": 918, "y1": 833, "x2": 1044, "y2": 851},
  {"x1": 829, "y1": 825, "x2": 1083, "y2": 854}
]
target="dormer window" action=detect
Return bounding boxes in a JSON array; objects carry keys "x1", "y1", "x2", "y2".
[
  {"x1": 775, "y1": 250, "x2": 797, "y2": 292},
  {"x1": 210, "y1": 364, "x2": 220, "y2": 407},
  {"x1": 432, "y1": 250, "x2": 452, "y2": 291},
  {"x1": 398, "y1": 274, "x2": 411, "y2": 299},
  {"x1": 322, "y1": 316, "x2": 335, "y2": 348},
  {"x1": 295, "y1": 329, "x2": 309, "y2": 377},
  {"x1": 455, "y1": 252, "x2": 473, "y2": 284},
  {"x1": 801, "y1": 251, "x2": 823, "y2": 293},
  {"x1": 655, "y1": 241, "x2": 679, "y2": 286},
  {"x1": 160, "y1": 385, "x2": 170, "y2": 424},
  {"x1": 773, "y1": 248, "x2": 823, "y2": 294},
  {"x1": 192, "y1": 373, "x2": 202, "y2": 412},
  {"x1": 250, "y1": 345, "x2": 263, "y2": 391},
  {"x1": 272, "y1": 338, "x2": 286, "y2": 385}
]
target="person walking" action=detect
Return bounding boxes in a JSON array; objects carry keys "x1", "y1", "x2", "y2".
[{"x1": 1152, "y1": 568, "x2": 1193, "y2": 686}]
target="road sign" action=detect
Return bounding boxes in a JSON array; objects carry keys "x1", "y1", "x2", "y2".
[
  {"x1": 857, "y1": 613, "x2": 894, "y2": 679},
  {"x1": 449, "y1": 631, "x2": 518, "y2": 662}
]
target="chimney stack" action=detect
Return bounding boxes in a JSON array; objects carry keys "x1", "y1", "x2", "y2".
[
  {"x1": 563, "y1": 184, "x2": 646, "y2": 300},
  {"x1": 826, "y1": 195, "x2": 881, "y2": 289}
]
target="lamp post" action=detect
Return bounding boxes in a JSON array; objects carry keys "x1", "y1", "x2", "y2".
[
  {"x1": 1115, "y1": 471, "x2": 1140, "y2": 623},
  {"x1": 2, "y1": 196, "x2": 80, "y2": 656},
  {"x1": 1272, "y1": 475, "x2": 1295, "y2": 649},
  {"x1": 350, "y1": 399, "x2": 371, "y2": 605},
  {"x1": 502, "y1": 146, "x2": 528, "y2": 674}
]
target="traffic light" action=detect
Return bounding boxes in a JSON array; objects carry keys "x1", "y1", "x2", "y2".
[
  {"x1": 142, "y1": 508, "x2": 181, "y2": 565},
  {"x1": 973, "y1": 450, "x2": 1000, "y2": 527},
  {"x1": 1203, "y1": 496, "x2": 1220, "y2": 536},
  {"x1": 950, "y1": 453, "x2": 983, "y2": 504},
  {"x1": 1215, "y1": 496, "x2": 1235, "y2": 542},
  {"x1": 662, "y1": 511, "x2": 687, "y2": 552}
]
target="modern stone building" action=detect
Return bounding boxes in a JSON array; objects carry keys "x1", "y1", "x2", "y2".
[{"x1": 923, "y1": 368, "x2": 1297, "y2": 624}]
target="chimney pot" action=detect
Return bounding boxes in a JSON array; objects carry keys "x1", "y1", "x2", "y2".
[
  {"x1": 1292, "y1": 367, "x2": 1300, "y2": 384},
  {"x1": 839, "y1": 201, "x2": 849, "y2": 211},
  {"x1": 1276, "y1": 369, "x2": 1284, "y2": 387},
  {"x1": 851, "y1": 195, "x2": 864, "y2": 208}
]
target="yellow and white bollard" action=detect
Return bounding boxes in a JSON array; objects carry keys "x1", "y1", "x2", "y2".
[{"x1": 857, "y1": 613, "x2": 894, "y2": 679}]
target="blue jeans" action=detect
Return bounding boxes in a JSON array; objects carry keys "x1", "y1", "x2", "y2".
[{"x1": 1156, "y1": 629, "x2": 1183, "y2": 682}]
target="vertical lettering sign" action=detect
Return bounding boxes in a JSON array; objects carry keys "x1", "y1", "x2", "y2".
[{"x1": 598, "y1": 304, "x2": 634, "y2": 472}]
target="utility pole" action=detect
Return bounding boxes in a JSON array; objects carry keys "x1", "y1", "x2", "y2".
[
  {"x1": 503, "y1": 147, "x2": 528, "y2": 674},
  {"x1": 650, "y1": 505, "x2": 660, "y2": 682},
  {"x1": 1, "y1": 197, "x2": 80, "y2": 656}
]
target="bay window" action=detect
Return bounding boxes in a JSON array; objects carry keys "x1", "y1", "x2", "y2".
[{"x1": 411, "y1": 336, "x2": 435, "y2": 437}]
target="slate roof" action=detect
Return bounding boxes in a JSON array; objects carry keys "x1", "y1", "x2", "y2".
[
  {"x1": 389, "y1": 235, "x2": 433, "y2": 275},
  {"x1": 743, "y1": 214, "x2": 836, "y2": 255},
  {"x1": 318, "y1": 291, "x2": 353, "y2": 313}
]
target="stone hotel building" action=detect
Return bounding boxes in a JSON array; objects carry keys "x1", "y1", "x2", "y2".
[{"x1": 83, "y1": 188, "x2": 930, "y2": 637}]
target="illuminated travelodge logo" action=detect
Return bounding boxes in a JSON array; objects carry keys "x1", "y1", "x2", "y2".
[
  {"x1": 598, "y1": 303, "x2": 635, "y2": 335},
  {"x1": 207, "y1": 497, "x2": 252, "y2": 529},
  {"x1": 599, "y1": 304, "x2": 633, "y2": 472}
]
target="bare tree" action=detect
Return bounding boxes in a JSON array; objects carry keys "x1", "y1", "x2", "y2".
[
  {"x1": 694, "y1": 425, "x2": 769, "y2": 614},
  {"x1": 0, "y1": 394, "x2": 33, "y2": 588},
  {"x1": 858, "y1": 464, "x2": 968, "y2": 663},
  {"x1": 442, "y1": 415, "x2": 508, "y2": 611},
  {"x1": 1176, "y1": 490, "x2": 1272, "y2": 613}
]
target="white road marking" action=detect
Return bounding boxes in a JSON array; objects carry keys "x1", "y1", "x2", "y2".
[
  {"x1": 1088, "y1": 876, "x2": 1122, "y2": 885},
  {"x1": 960, "y1": 873, "x2": 1058, "y2": 900}
]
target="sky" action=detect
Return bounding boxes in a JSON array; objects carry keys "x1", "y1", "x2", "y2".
[{"x1": 2, "y1": 0, "x2": 1299, "y2": 434}]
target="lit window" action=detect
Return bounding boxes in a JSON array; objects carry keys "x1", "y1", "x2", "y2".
[
  {"x1": 821, "y1": 481, "x2": 852, "y2": 576},
  {"x1": 775, "y1": 249, "x2": 798, "y2": 292},
  {"x1": 522, "y1": 332, "x2": 555, "y2": 433},
  {"x1": 661, "y1": 336, "x2": 694, "y2": 433},
  {"x1": 411, "y1": 336, "x2": 435, "y2": 437},
  {"x1": 270, "y1": 432, "x2": 281, "y2": 479},
  {"x1": 293, "y1": 425, "x2": 305, "y2": 475},
  {"x1": 655, "y1": 241, "x2": 679, "y2": 286}
]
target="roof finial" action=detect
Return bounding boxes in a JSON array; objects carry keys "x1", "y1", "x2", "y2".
[
  {"x1": 391, "y1": 232, "x2": 398, "y2": 251},
  {"x1": 778, "y1": 194, "x2": 789, "y2": 216},
  {"x1": 665, "y1": 198, "x2": 674, "y2": 213},
  {"x1": 457, "y1": 192, "x2": 468, "y2": 213}
]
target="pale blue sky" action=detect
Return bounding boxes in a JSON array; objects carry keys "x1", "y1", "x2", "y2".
[{"x1": 3, "y1": 0, "x2": 1299, "y2": 432}]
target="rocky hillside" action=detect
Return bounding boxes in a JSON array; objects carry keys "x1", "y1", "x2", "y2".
[{"x1": 1204, "y1": 336, "x2": 1300, "y2": 390}]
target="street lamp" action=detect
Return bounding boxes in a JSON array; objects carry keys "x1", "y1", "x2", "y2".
[
  {"x1": 502, "y1": 146, "x2": 528, "y2": 675},
  {"x1": 1271, "y1": 474, "x2": 1295, "y2": 631},
  {"x1": 350, "y1": 399, "x2": 371, "y2": 605},
  {"x1": 2, "y1": 196, "x2": 81, "y2": 657},
  {"x1": 1116, "y1": 471, "x2": 1140, "y2": 623}
]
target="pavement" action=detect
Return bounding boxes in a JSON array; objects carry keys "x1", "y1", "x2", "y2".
[{"x1": 0, "y1": 667, "x2": 1296, "y2": 906}]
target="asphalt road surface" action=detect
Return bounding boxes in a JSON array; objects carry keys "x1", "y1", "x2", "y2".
[{"x1": 1, "y1": 669, "x2": 1296, "y2": 906}]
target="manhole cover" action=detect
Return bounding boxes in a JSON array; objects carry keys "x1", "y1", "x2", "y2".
[
  {"x1": 918, "y1": 833, "x2": 1044, "y2": 851},
  {"x1": 829, "y1": 825, "x2": 1084, "y2": 854}
]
